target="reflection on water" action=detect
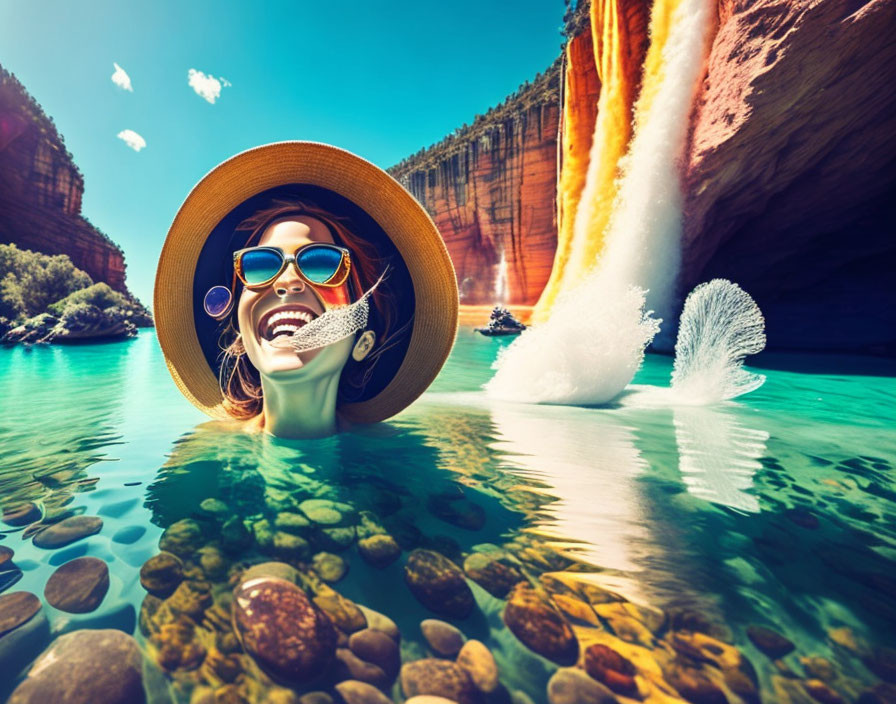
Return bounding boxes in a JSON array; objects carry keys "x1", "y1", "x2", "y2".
[{"x1": 1, "y1": 331, "x2": 895, "y2": 704}]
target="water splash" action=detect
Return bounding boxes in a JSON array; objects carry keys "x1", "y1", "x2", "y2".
[
  {"x1": 670, "y1": 279, "x2": 766, "y2": 403},
  {"x1": 485, "y1": 279, "x2": 660, "y2": 405}
]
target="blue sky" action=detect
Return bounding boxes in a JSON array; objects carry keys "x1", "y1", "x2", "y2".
[{"x1": 0, "y1": 0, "x2": 565, "y2": 305}]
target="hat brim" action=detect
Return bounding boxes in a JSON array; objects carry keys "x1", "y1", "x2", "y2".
[{"x1": 154, "y1": 141, "x2": 458, "y2": 424}]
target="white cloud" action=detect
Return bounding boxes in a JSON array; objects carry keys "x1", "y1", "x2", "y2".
[
  {"x1": 187, "y1": 68, "x2": 230, "y2": 104},
  {"x1": 111, "y1": 62, "x2": 133, "y2": 92},
  {"x1": 117, "y1": 129, "x2": 146, "y2": 152}
]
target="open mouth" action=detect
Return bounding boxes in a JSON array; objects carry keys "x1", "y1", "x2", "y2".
[{"x1": 257, "y1": 304, "x2": 319, "y2": 343}]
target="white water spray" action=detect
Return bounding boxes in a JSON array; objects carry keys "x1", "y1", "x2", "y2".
[
  {"x1": 487, "y1": 0, "x2": 715, "y2": 404},
  {"x1": 493, "y1": 250, "x2": 509, "y2": 304}
]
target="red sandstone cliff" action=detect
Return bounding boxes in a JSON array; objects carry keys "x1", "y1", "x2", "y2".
[
  {"x1": 682, "y1": 0, "x2": 896, "y2": 352},
  {"x1": 0, "y1": 65, "x2": 128, "y2": 293},
  {"x1": 388, "y1": 62, "x2": 561, "y2": 306}
]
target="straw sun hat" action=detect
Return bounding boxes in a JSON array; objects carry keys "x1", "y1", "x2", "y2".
[{"x1": 154, "y1": 141, "x2": 458, "y2": 424}]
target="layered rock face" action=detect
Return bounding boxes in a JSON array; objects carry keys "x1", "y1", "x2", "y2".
[
  {"x1": 682, "y1": 0, "x2": 896, "y2": 353},
  {"x1": 389, "y1": 63, "x2": 561, "y2": 306},
  {"x1": 0, "y1": 66, "x2": 127, "y2": 292}
]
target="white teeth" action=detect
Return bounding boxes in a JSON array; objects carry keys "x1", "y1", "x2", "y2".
[
  {"x1": 269, "y1": 310, "x2": 312, "y2": 324},
  {"x1": 272, "y1": 324, "x2": 299, "y2": 336}
]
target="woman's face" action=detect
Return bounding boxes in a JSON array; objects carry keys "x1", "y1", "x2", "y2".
[{"x1": 237, "y1": 216, "x2": 354, "y2": 376}]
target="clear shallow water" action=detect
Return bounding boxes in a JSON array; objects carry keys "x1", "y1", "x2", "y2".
[{"x1": 1, "y1": 329, "x2": 895, "y2": 703}]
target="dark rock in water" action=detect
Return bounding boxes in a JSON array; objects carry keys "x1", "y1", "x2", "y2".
[
  {"x1": 152, "y1": 620, "x2": 206, "y2": 671},
  {"x1": 0, "y1": 546, "x2": 13, "y2": 567},
  {"x1": 197, "y1": 545, "x2": 228, "y2": 580},
  {"x1": 220, "y1": 516, "x2": 252, "y2": 553},
  {"x1": 139, "y1": 552, "x2": 184, "y2": 596},
  {"x1": 421, "y1": 619, "x2": 465, "y2": 657},
  {"x1": 166, "y1": 580, "x2": 212, "y2": 620},
  {"x1": 232, "y1": 576, "x2": 337, "y2": 684},
  {"x1": 2, "y1": 503, "x2": 41, "y2": 527},
  {"x1": 666, "y1": 663, "x2": 728, "y2": 704},
  {"x1": 405, "y1": 549, "x2": 475, "y2": 619},
  {"x1": 746, "y1": 624, "x2": 795, "y2": 659},
  {"x1": 503, "y1": 583, "x2": 578, "y2": 666},
  {"x1": 299, "y1": 693, "x2": 335, "y2": 704},
  {"x1": 400, "y1": 658, "x2": 479, "y2": 704},
  {"x1": 8, "y1": 629, "x2": 146, "y2": 704},
  {"x1": 865, "y1": 647, "x2": 896, "y2": 683},
  {"x1": 0, "y1": 568, "x2": 23, "y2": 594},
  {"x1": 547, "y1": 668, "x2": 617, "y2": 704},
  {"x1": 463, "y1": 552, "x2": 524, "y2": 599},
  {"x1": 43, "y1": 556, "x2": 109, "y2": 613},
  {"x1": 271, "y1": 531, "x2": 310, "y2": 560},
  {"x1": 349, "y1": 628, "x2": 401, "y2": 681},
  {"x1": 0, "y1": 591, "x2": 41, "y2": 636},
  {"x1": 427, "y1": 492, "x2": 486, "y2": 531},
  {"x1": 785, "y1": 508, "x2": 820, "y2": 530},
  {"x1": 199, "y1": 498, "x2": 229, "y2": 517},
  {"x1": 584, "y1": 644, "x2": 637, "y2": 696},
  {"x1": 334, "y1": 680, "x2": 393, "y2": 704},
  {"x1": 300, "y1": 499, "x2": 352, "y2": 526},
  {"x1": 803, "y1": 679, "x2": 846, "y2": 704},
  {"x1": 358, "y1": 534, "x2": 401, "y2": 567},
  {"x1": 158, "y1": 518, "x2": 202, "y2": 557},
  {"x1": 275, "y1": 511, "x2": 311, "y2": 533},
  {"x1": 32, "y1": 515, "x2": 102, "y2": 549},
  {"x1": 456, "y1": 639, "x2": 499, "y2": 694},
  {"x1": 334, "y1": 648, "x2": 390, "y2": 689},
  {"x1": 0, "y1": 608, "x2": 50, "y2": 687},
  {"x1": 315, "y1": 525, "x2": 357, "y2": 552}
]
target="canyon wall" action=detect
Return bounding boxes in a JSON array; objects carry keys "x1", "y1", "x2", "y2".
[
  {"x1": 388, "y1": 62, "x2": 561, "y2": 306},
  {"x1": 0, "y1": 65, "x2": 128, "y2": 292},
  {"x1": 681, "y1": 0, "x2": 896, "y2": 353}
]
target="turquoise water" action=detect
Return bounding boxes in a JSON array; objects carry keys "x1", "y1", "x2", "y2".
[{"x1": 1, "y1": 330, "x2": 895, "y2": 703}]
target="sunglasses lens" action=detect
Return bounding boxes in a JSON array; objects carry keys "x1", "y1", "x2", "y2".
[
  {"x1": 298, "y1": 246, "x2": 345, "y2": 284},
  {"x1": 240, "y1": 249, "x2": 283, "y2": 285},
  {"x1": 203, "y1": 285, "x2": 233, "y2": 319}
]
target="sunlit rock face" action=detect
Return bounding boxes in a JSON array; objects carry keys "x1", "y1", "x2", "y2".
[
  {"x1": 0, "y1": 65, "x2": 128, "y2": 292},
  {"x1": 682, "y1": 0, "x2": 896, "y2": 353},
  {"x1": 388, "y1": 63, "x2": 561, "y2": 306}
]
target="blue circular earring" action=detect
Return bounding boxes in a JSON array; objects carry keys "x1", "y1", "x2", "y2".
[{"x1": 203, "y1": 285, "x2": 234, "y2": 319}]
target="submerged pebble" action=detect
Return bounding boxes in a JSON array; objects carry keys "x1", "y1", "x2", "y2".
[
  {"x1": 8, "y1": 629, "x2": 145, "y2": 704},
  {"x1": 747, "y1": 624, "x2": 796, "y2": 659},
  {"x1": 0, "y1": 590, "x2": 41, "y2": 636},
  {"x1": 547, "y1": 668, "x2": 616, "y2": 704},
  {"x1": 421, "y1": 618, "x2": 465, "y2": 657},
  {"x1": 405, "y1": 549, "x2": 475, "y2": 619},
  {"x1": 463, "y1": 552, "x2": 523, "y2": 599},
  {"x1": 158, "y1": 518, "x2": 202, "y2": 557},
  {"x1": 0, "y1": 545, "x2": 13, "y2": 567},
  {"x1": 32, "y1": 515, "x2": 102, "y2": 549},
  {"x1": 312, "y1": 551, "x2": 348, "y2": 582},
  {"x1": 335, "y1": 680, "x2": 393, "y2": 704},
  {"x1": 401, "y1": 658, "x2": 479, "y2": 704},
  {"x1": 0, "y1": 568, "x2": 23, "y2": 593},
  {"x1": 43, "y1": 556, "x2": 109, "y2": 613},
  {"x1": 348, "y1": 628, "x2": 401, "y2": 681},
  {"x1": 2, "y1": 503, "x2": 41, "y2": 527},
  {"x1": 503, "y1": 583, "x2": 578, "y2": 665},
  {"x1": 139, "y1": 552, "x2": 184, "y2": 596},
  {"x1": 358, "y1": 534, "x2": 401, "y2": 567},
  {"x1": 456, "y1": 639, "x2": 499, "y2": 693},
  {"x1": 232, "y1": 576, "x2": 337, "y2": 684},
  {"x1": 584, "y1": 644, "x2": 637, "y2": 696}
]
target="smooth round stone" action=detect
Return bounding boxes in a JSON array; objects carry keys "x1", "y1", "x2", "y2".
[
  {"x1": 1, "y1": 568, "x2": 23, "y2": 593},
  {"x1": 584, "y1": 643, "x2": 637, "y2": 695},
  {"x1": 0, "y1": 609, "x2": 50, "y2": 684},
  {"x1": 198, "y1": 546, "x2": 228, "y2": 579},
  {"x1": 400, "y1": 658, "x2": 479, "y2": 704},
  {"x1": 158, "y1": 519, "x2": 202, "y2": 557},
  {"x1": 803, "y1": 679, "x2": 846, "y2": 704},
  {"x1": 405, "y1": 698, "x2": 459, "y2": 704},
  {"x1": 358, "y1": 534, "x2": 401, "y2": 568},
  {"x1": 232, "y1": 576, "x2": 337, "y2": 684},
  {"x1": 547, "y1": 668, "x2": 616, "y2": 704},
  {"x1": 421, "y1": 619, "x2": 465, "y2": 657},
  {"x1": 2, "y1": 503, "x2": 41, "y2": 527},
  {"x1": 357, "y1": 604, "x2": 400, "y2": 641},
  {"x1": 276, "y1": 511, "x2": 311, "y2": 532},
  {"x1": 334, "y1": 680, "x2": 392, "y2": 704},
  {"x1": 456, "y1": 639, "x2": 499, "y2": 693},
  {"x1": 167, "y1": 580, "x2": 212, "y2": 620},
  {"x1": 312, "y1": 552, "x2": 348, "y2": 583},
  {"x1": 747, "y1": 624, "x2": 795, "y2": 659},
  {"x1": 8, "y1": 629, "x2": 145, "y2": 704},
  {"x1": 299, "y1": 499, "x2": 345, "y2": 525},
  {"x1": 299, "y1": 693, "x2": 334, "y2": 704},
  {"x1": 44, "y1": 557, "x2": 109, "y2": 613},
  {"x1": 666, "y1": 663, "x2": 728, "y2": 704},
  {"x1": 316, "y1": 526, "x2": 356, "y2": 551},
  {"x1": 463, "y1": 552, "x2": 524, "y2": 599},
  {"x1": 220, "y1": 517, "x2": 252, "y2": 553},
  {"x1": 139, "y1": 552, "x2": 184, "y2": 596},
  {"x1": 199, "y1": 498, "x2": 229, "y2": 516},
  {"x1": 0, "y1": 591, "x2": 41, "y2": 636},
  {"x1": 503, "y1": 583, "x2": 578, "y2": 665},
  {"x1": 335, "y1": 648, "x2": 389, "y2": 688},
  {"x1": 405, "y1": 549, "x2": 475, "y2": 619},
  {"x1": 0, "y1": 545, "x2": 13, "y2": 567},
  {"x1": 272, "y1": 531, "x2": 310, "y2": 560},
  {"x1": 242, "y1": 561, "x2": 300, "y2": 584},
  {"x1": 32, "y1": 515, "x2": 102, "y2": 549},
  {"x1": 312, "y1": 584, "x2": 367, "y2": 633},
  {"x1": 348, "y1": 628, "x2": 401, "y2": 680}
]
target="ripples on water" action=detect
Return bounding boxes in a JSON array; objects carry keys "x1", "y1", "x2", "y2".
[{"x1": 1, "y1": 330, "x2": 894, "y2": 702}]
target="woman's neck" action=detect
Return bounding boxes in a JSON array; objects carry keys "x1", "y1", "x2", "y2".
[{"x1": 258, "y1": 371, "x2": 341, "y2": 438}]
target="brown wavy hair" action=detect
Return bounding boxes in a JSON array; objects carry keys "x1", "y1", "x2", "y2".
[{"x1": 216, "y1": 199, "x2": 410, "y2": 420}]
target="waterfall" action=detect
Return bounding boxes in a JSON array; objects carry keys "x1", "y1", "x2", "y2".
[
  {"x1": 487, "y1": 0, "x2": 716, "y2": 405},
  {"x1": 493, "y1": 250, "x2": 509, "y2": 304}
]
